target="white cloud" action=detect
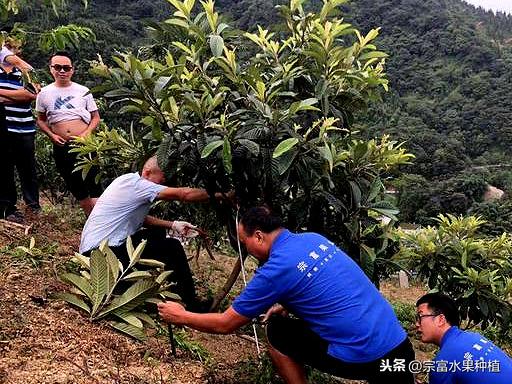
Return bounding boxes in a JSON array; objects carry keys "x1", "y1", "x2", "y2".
[{"x1": 464, "y1": 0, "x2": 512, "y2": 14}]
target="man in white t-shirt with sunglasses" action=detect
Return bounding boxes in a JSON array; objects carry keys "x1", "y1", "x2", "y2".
[{"x1": 36, "y1": 51, "x2": 102, "y2": 215}]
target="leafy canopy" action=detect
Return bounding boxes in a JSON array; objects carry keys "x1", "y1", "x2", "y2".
[{"x1": 80, "y1": 0, "x2": 413, "y2": 287}]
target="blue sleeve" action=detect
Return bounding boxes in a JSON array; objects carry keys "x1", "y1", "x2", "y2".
[{"x1": 232, "y1": 273, "x2": 282, "y2": 319}]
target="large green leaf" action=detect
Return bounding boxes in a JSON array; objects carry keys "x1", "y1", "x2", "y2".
[
  {"x1": 104, "y1": 247, "x2": 120, "y2": 294},
  {"x1": 72, "y1": 252, "x2": 90, "y2": 269},
  {"x1": 122, "y1": 271, "x2": 153, "y2": 281},
  {"x1": 156, "y1": 270, "x2": 173, "y2": 284},
  {"x1": 109, "y1": 321, "x2": 147, "y2": 341},
  {"x1": 127, "y1": 238, "x2": 146, "y2": 269},
  {"x1": 97, "y1": 279, "x2": 157, "y2": 318},
  {"x1": 273, "y1": 138, "x2": 299, "y2": 159},
  {"x1": 222, "y1": 139, "x2": 232, "y2": 174},
  {"x1": 209, "y1": 34, "x2": 224, "y2": 57},
  {"x1": 61, "y1": 273, "x2": 93, "y2": 301},
  {"x1": 201, "y1": 140, "x2": 223, "y2": 158},
  {"x1": 90, "y1": 249, "x2": 109, "y2": 315},
  {"x1": 54, "y1": 292, "x2": 91, "y2": 314},
  {"x1": 114, "y1": 312, "x2": 144, "y2": 328},
  {"x1": 131, "y1": 312, "x2": 157, "y2": 328},
  {"x1": 137, "y1": 259, "x2": 166, "y2": 268}
]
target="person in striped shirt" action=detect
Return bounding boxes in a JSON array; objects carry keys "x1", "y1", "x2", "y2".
[{"x1": 0, "y1": 39, "x2": 39, "y2": 222}]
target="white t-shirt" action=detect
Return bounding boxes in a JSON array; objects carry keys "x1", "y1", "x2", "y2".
[
  {"x1": 79, "y1": 173, "x2": 166, "y2": 253},
  {"x1": 36, "y1": 82, "x2": 98, "y2": 125}
]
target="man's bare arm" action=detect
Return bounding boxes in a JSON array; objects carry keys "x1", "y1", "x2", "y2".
[
  {"x1": 158, "y1": 303, "x2": 250, "y2": 334},
  {"x1": 0, "y1": 87, "x2": 36, "y2": 103},
  {"x1": 80, "y1": 110, "x2": 100, "y2": 137},
  {"x1": 4, "y1": 54, "x2": 33, "y2": 71},
  {"x1": 143, "y1": 215, "x2": 173, "y2": 229},
  {"x1": 157, "y1": 187, "x2": 210, "y2": 202},
  {"x1": 157, "y1": 187, "x2": 229, "y2": 203}
]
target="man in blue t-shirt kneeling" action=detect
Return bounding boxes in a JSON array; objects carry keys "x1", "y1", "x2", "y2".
[
  {"x1": 416, "y1": 293, "x2": 512, "y2": 384},
  {"x1": 159, "y1": 206, "x2": 415, "y2": 383}
]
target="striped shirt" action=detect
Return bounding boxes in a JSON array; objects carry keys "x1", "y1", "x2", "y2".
[{"x1": 0, "y1": 66, "x2": 35, "y2": 133}]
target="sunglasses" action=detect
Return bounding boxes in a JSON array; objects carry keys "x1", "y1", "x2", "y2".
[{"x1": 51, "y1": 64, "x2": 73, "y2": 72}]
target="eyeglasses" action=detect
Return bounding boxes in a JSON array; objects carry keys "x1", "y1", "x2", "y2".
[
  {"x1": 416, "y1": 313, "x2": 440, "y2": 323},
  {"x1": 51, "y1": 64, "x2": 73, "y2": 72}
]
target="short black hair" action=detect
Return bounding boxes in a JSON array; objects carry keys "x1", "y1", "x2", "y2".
[
  {"x1": 416, "y1": 293, "x2": 460, "y2": 327},
  {"x1": 240, "y1": 206, "x2": 282, "y2": 236},
  {"x1": 49, "y1": 51, "x2": 73, "y2": 64}
]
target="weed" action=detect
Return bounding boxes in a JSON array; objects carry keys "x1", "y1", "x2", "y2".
[
  {"x1": 171, "y1": 327, "x2": 210, "y2": 363},
  {"x1": 3, "y1": 237, "x2": 58, "y2": 268}
]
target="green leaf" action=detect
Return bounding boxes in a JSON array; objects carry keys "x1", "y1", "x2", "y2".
[
  {"x1": 90, "y1": 249, "x2": 109, "y2": 315},
  {"x1": 367, "y1": 178, "x2": 383, "y2": 203},
  {"x1": 209, "y1": 34, "x2": 224, "y2": 57},
  {"x1": 359, "y1": 51, "x2": 388, "y2": 61},
  {"x1": 104, "y1": 247, "x2": 120, "y2": 293},
  {"x1": 201, "y1": 140, "x2": 223, "y2": 158},
  {"x1": 126, "y1": 237, "x2": 135, "y2": 262},
  {"x1": 98, "y1": 279, "x2": 157, "y2": 318},
  {"x1": 349, "y1": 181, "x2": 362, "y2": 207},
  {"x1": 370, "y1": 207, "x2": 399, "y2": 221},
  {"x1": 114, "y1": 312, "x2": 144, "y2": 328},
  {"x1": 109, "y1": 321, "x2": 147, "y2": 341},
  {"x1": 137, "y1": 259, "x2": 166, "y2": 268},
  {"x1": 131, "y1": 312, "x2": 157, "y2": 328},
  {"x1": 273, "y1": 138, "x2": 299, "y2": 158},
  {"x1": 72, "y1": 252, "x2": 90, "y2": 269},
  {"x1": 237, "y1": 139, "x2": 260, "y2": 156},
  {"x1": 122, "y1": 271, "x2": 153, "y2": 281},
  {"x1": 54, "y1": 292, "x2": 91, "y2": 313},
  {"x1": 222, "y1": 139, "x2": 232, "y2": 174},
  {"x1": 161, "y1": 291, "x2": 182, "y2": 300},
  {"x1": 288, "y1": 98, "x2": 320, "y2": 117},
  {"x1": 61, "y1": 273, "x2": 94, "y2": 301},
  {"x1": 156, "y1": 270, "x2": 173, "y2": 285},
  {"x1": 318, "y1": 144, "x2": 333, "y2": 172}
]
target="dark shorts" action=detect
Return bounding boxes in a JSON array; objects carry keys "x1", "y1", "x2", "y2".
[
  {"x1": 266, "y1": 316, "x2": 415, "y2": 384},
  {"x1": 53, "y1": 143, "x2": 103, "y2": 201}
]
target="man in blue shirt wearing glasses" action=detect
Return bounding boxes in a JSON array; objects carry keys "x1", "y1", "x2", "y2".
[{"x1": 416, "y1": 293, "x2": 512, "y2": 383}]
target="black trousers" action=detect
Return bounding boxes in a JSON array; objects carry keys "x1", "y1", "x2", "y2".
[
  {"x1": 0, "y1": 131, "x2": 40, "y2": 217},
  {"x1": 108, "y1": 228, "x2": 197, "y2": 308},
  {"x1": 53, "y1": 143, "x2": 103, "y2": 201},
  {"x1": 266, "y1": 316, "x2": 415, "y2": 384}
]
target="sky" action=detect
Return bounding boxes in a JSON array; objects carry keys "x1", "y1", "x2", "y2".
[{"x1": 464, "y1": 0, "x2": 512, "y2": 14}]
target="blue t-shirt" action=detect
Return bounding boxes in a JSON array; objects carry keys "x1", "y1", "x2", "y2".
[
  {"x1": 233, "y1": 230, "x2": 407, "y2": 363},
  {"x1": 430, "y1": 327, "x2": 512, "y2": 384},
  {"x1": 80, "y1": 173, "x2": 166, "y2": 252}
]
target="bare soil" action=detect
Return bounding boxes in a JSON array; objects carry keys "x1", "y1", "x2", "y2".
[{"x1": 0, "y1": 202, "x2": 431, "y2": 384}]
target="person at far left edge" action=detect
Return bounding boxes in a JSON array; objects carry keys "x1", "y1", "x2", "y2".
[
  {"x1": 36, "y1": 51, "x2": 102, "y2": 216},
  {"x1": 0, "y1": 38, "x2": 39, "y2": 223}
]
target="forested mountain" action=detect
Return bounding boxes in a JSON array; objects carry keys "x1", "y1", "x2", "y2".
[
  {"x1": 217, "y1": 0, "x2": 512, "y2": 225},
  {"x1": 6, "y1": 0, "x2": 512, "y2": 226}
]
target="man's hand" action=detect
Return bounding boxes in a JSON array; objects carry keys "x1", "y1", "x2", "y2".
[
  {"x1": 50, "y1": 132, "x2": 67, "y2": 145},
  {"x1": 158, "y1": 301, "x2": 187, "y2": 325},
  {"x1": 261, "y1": 304, "x2": 288, "y2": 323},
  {"x1": 171, "y1": 220, "x2": 199, "y2": 238}
]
